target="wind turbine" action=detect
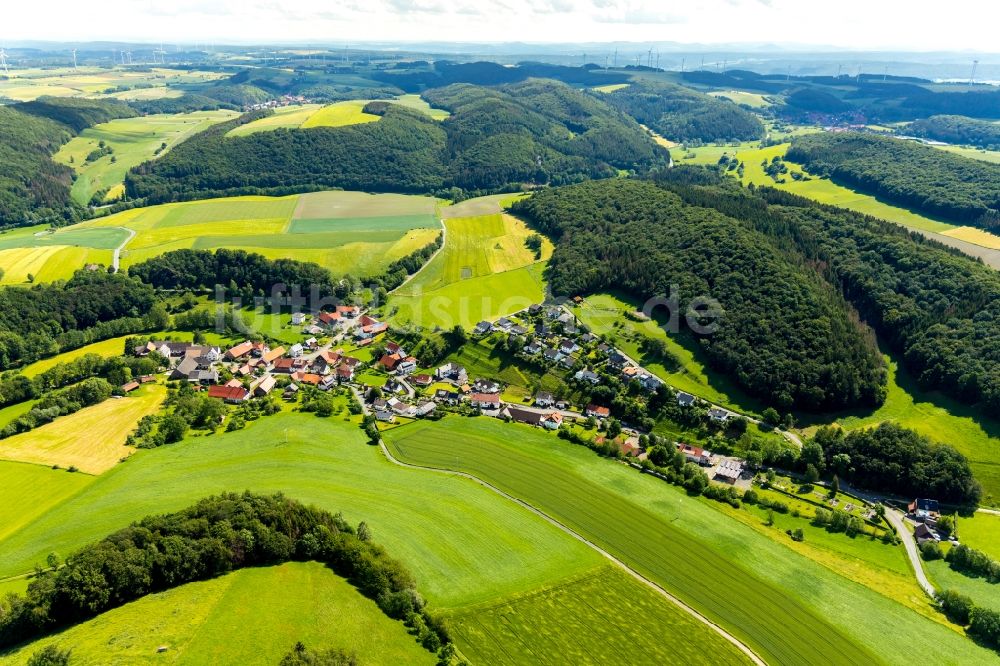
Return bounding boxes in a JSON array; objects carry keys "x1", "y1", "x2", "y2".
[
  {"x1": 970, "y1": 59, "x2": 979, "y2": 87},
  {"x1": 71, "y1": 49, "x2": 77, "y2": 69},
  {"x1": 680, "y1": 57, "x2": 685, "y2": 73},
  {"x1": 0, "y1": 48, "x2": 9, "y2": 75}
]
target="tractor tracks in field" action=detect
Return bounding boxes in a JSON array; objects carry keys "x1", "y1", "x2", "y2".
[{"x1": 377, "y1": 440, "x2": 768, "y2": 666}]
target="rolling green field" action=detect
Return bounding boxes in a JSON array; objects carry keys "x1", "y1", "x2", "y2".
[
  {"x1": 19, "y1": 335, "x2": 134, "y2": 377},
  {"x1": 227, "y1": 95, "x2": 448, "y2": 137},
  {"x1": 450, "y1": 564, "x2": 748, "y2": 666},
  {"x1": 70, "y1": 191, "x2": 441, "y2": 276},
  {"x1": 53, "y1": 110, "x2": 240, "y2": 205},
  {"x1": 0, "y1": 413, "x2": 751, "y2": 662},
  {"x1": 0, "y1": 226, "x2": 126, "y2": 284},
  {"x1": 0, "y1": 384, "x2": 166, "y2": 474},
  {"x1": 384, "y1": 417, "x2": 998, "y2": 666},
  {"x1": 0, "y1": 462, "x2": 94, "y2": 542},
  {"x1": 389, "y1": 206, "x2": 551, "y2": 329},
  {"x1": 0, "y1": 562, "x2": 434, "y2": 665},
  {"x1": 707, "y1": 90, "x2": 773, "y2": 107}
]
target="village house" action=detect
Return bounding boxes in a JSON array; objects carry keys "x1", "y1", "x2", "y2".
[
  {"x1": 396, "y1": 356, "x2": 418, "y2": 375},
  {"x1": 473, "y1": 320, "x2": 493, "y2": 336},
  {"x1": 411, "y1": 374, "x2": 433, "y2": 387},
  {"x1": 434, "y1": 389, "x2": 461, "y2": 405},
  {"x1": 415, "y1": 401, "x2": 436, "y2": 416},
  {"x1": 252, "y1": 375, "x2": 276, "y2": 396},
  {"x1": 336, "y1": 363, "x2": 356, "y2": 382},
  {"x1": 291, "y1": 312, "x2": 306, "y2": 325},
  {"x1": 523, "y1": 340, "x2": 543, "y2": 355},
  {"x1": 375, "y1": 409, "x2": 395, "y2": 423},
  {"x1": 534, "y1": 391, "x2": 555, "y2": 408},
  {"x1": 337, "y1": 305, "x2": 361, "y2": 318},
  {"x1": 585, "y1": 404, "x2": 610, "y2": 419},
  {"x1": 541, "y1": 412, "x2": 563, "y2": 430},
  {"x1": 283, "y1": 383, "x2": 299, "y2": 400},
  {"x1": 509, "y1": 324, "x2": 529, "y2": 336},
  {"x1": 708, "y1": 407, "x2": 731, "y2": 423},
  {"x1": 914, "y1": 523, "x2": 939, "y2": 544},
  {"x1": 292, "y1": 372, "x2": 322, "y2": 386},
  {"x1": 677, "y1": 442, "x2": 712, "y2": 466},
  {"x1": 225, "y1": 341, "x2": 254, "y2": 361},
  {"x1": 528, "y1": 303, "x2": 543, "y2": 316},
  {"x1": 574, "y1": 369, "x2": 601, "y2": 385},
  {"x1": 470, "y1": 393, "x2": 502, "y2": 410},
  {"x1": 318, "y1": 311, "x2": 341, "y2": 328},
  {"x1": 677, "y1": 392, "x2": 696, "y2": 408},
  {"x1": 385, "y1": 341, "x2": 405, "y2": 356},
  {"x1": 436, "y1": 362, "x2": 468, "y2": 384},
  {"x1": 543, "y1": 348, "x2": 564, "y2": 363},
  {"x1": 304, "y1": 337, "x2": 318, "y2": 349},
  {"x1": 273, "y1": 357, "x2": 307, "y2": 374},
  {"x1": 606, "y1": 350, "x2": 628, "y2": 368},
  {"x1": 378, "y1": 352, "x2": 404, "y2": 372},
  {"x1": 319, "y1": 375, "x2": 337, "y2": 390},
  {"x1": 909, "y1": 498, "x2": 941, "y2": 523},
  {"x1": 617, "y1": 436, "x2": 642, "y2": 457},
  {"x1": 472, "y1": 378, "x2": 501, "y2": 394},
  {"x1": 289, "y1": 343, "x2": 304, "y2": 358},
  {"x1": 580, "y1": 332, "x2": 598, "y2": 345}
]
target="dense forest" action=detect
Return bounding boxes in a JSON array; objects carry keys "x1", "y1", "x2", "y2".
[
  {"x1": 813, "y1": 423, "x2": 980, "y2": 505},
  {"x1": 512, "y1": 179, "x2": 885, "y2": 411},
  {"x1": 126, "y1": 79, "x2": 666, "y2": 203},
  {"x1": 0, "y1": 97, "x2": 135, "y2": 228},
  {"x1": 0, "y1": 493, "x2": 450, "y2": 657},
  {"x1": 0, "y1": 270, "x2": 158, "y2": 370},
  {"x1": 907, "y1": 115, "x2": 1000, "y2": 150},
  {"x1": 787, "y1": 132, "x2": 1000, "y2": 229},
  {"x1": 602, "y1": 81, "x2": 764, "y2": 143},
  {"x1": 658, "y1": 177, "x2": 1000, "y2": 413},
  {"x1": 371, "y1": 60, "x2": 628, "y2": 91}
]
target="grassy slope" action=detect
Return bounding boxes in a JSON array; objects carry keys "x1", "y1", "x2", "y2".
[
  {"x1": 19, "y1": 335, "x2": 134, "y2": 377},
  {"x1": 53, "y1": 110, "x2": 240, "y2": 205},
  {"x1": 451, "y1": 564, "x2": 748, "y2": 666},
  {"x1": 0, "y1": 462, "x2": 94, "y2": 542},
  {"x1": 0, "y1": 413, "x2": 600, "y2": 609},
  {"x1": 383, "y1": 417, "x2": 998, "y2": 666},
  {"x1": 0, "y1": 413, "x2": 750, "y2": 662},
  {"x1": 389, "y1": 210, "x2": 552, "y2": 329},
  {"x1": 0, "y1": 384, "x2": 166, "y2": 474},
  {"x1": 0, "y1": 227, "x2": 127, "y2": 284},
  {"x1": 0, "y1": 562, "x2": 434, "y2": 666}
]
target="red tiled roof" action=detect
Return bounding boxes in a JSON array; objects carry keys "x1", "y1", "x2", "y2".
[
  {"x1": 120, "y1": 381, "x2": 140, "y2": 392},
  {"x1": 586, "y1": 404, "x2": 610, "y2": 417},
  {"x1": 226, "y1": 341, "x2": 253, "y2": 359},
  {"x1": 318, "y1": 311, "x2": 341, "y2": 324},
  {"x1": 263, "y1": 346, "x2": 285, "y2": 363},
  {"x1": 470, "y1": 392, "x2": 501, "y2": 405},
  {"x1": 207, "y1": 385, "x2": 249, "y2": 401}
]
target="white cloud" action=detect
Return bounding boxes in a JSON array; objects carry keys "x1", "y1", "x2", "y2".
[{"x1": 1, "y1": 0, "x2": 998, "y2": 51}]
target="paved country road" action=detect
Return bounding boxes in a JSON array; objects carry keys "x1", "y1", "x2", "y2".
[
  {"x1": 884, "y1": 507, "x2": 937, "y2": 598},
  {"x1": 376, "y1": 436, "x2": 767, "y2": 666}
]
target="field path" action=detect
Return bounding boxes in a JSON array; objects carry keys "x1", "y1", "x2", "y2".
[
  {"x1": 377, "y1": 438, "x2": 766, "y2": 666},
  {"x1": 111, "y1": 227, "x2": 136, "y2": 271},
  {"x1": 390, "y1": 217, "x2": 446, "y2": 294}
]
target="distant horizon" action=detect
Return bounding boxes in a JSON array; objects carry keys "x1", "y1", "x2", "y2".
[{"x1": 4, "y1": 0, "x2": 1000, "y2": 53}]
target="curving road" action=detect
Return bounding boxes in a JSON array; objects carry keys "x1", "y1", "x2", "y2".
[
  {"x1": 377, "y1": 437, "x2": 767, "y2": 666},
  {"x1": 884, "y1": 507, "x2": 936, "y2": 598}
]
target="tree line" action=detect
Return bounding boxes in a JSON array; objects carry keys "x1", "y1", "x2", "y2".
[
  {"x1": 787, "y1": 132, "x2": 1000, "y2": 230},
  {"x1": 512, "y1": 178, "x2": 886, "y2": 411},
  {"x1": 908, "y1": 115, "x2": 1000, "y2": 150},
  {"x1": 0, "y1": 492, "x2": 451, "y2": 658}
]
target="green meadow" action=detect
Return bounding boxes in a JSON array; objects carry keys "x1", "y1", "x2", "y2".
[
  {"x1": 0, "y1": 562, "x2": 434, "y2": 665},
  {"x1": 0, "y1": 227, "x2": 126, "y2": 284},
  {"x1": 384, "y1": 416, "x2": 996, "y2": 666},
  {"x1": 0, "y1": 67, "x2": 225, "y2": 102},
  {"x1": 0, "y1": 413, "x2": 751, "y2": 662},
  {"x1": 53, "y1": 110, "x2": 240, "y2": 205},
  {"x1": 69, "y1": 191, "x2": 441, "y2": 276},
  {"x1": 389, "y1": 201, "x2": 551, "y2": 329}
]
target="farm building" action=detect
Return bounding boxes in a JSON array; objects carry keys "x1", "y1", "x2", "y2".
[
  {"x1": 119, "y1": 381, "x2": 140, "y2": 393},
  {"x1": 914, "y1": 523, "x2": 938, "y2": 544},
  {"x1": 207, "y1": 385, "x2": 250, "y2": 403},
  {"x1": 714, "y1": 459, "x2": 744, "y2": 484},
  {"x1": 505, "y1": 406, "x2": 543, "y2": 426},
  {"x1": 318, "y1": 311, "x2": 341, "y2": 327},
  {"x1": 678, "y1": 443, "x2": 711, "y2": 466},
  {"x1": 253, "y1": 375, "x2": 276, "y2": 396}
]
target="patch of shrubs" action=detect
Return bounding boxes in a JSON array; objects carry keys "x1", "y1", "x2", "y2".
[
  {"x1": 937, "y1": 588, "x2": 1000, "y2": 653},
  {"x1": 0, "y1": 378, "x2": 113, "y2": 439},
  {"x1": 946, "y1": 544, "x2": 1000, "y2": 583}
]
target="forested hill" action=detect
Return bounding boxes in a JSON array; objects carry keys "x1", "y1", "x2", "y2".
[
  {"x1": 126, "y1": 80, "x2": 667, "y2": 203},
  {"x1": 0, "y1": 97, "x2": 135, "y2": 228},
  {"x1": 786, "y1": 132, "x2": 1000, "y2": 230},
  {"x1": 658, "y1": 180, "x2": 1000, "y2": 414},
  {"x1": 513, "y1": 179, "x2": 886, "y2": 412},
  {"x1": 908, "y1": 115, "x2": 1000, "y2": 150},
  {"x1": 601, "y1": 80, "x2": 764, "y2": 143}
]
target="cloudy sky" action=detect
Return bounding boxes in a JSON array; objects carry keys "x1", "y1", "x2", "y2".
[{"x1": 4, "y1": 0, "x2": 997, "y2": 51}]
